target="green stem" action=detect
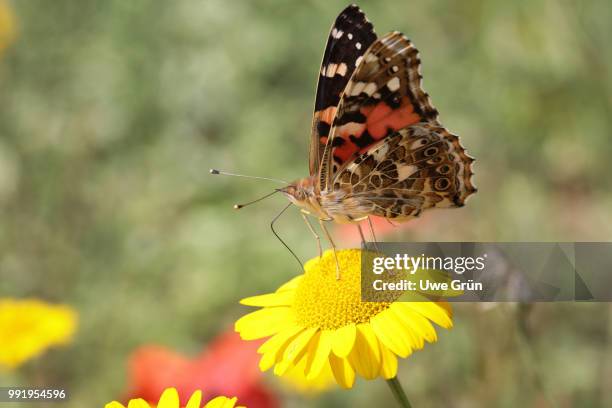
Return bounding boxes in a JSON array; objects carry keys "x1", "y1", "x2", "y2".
[{"x1": 386, "y1": 376, "x2": 413, "y2": 408}]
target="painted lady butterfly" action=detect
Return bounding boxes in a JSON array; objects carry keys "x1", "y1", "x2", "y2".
[
  {"x1": 281, "y1": 5, "x2": 476, "y2": 261},
  {"x1": 214, "y1": 5, "x2": 476, "y2": 275}
]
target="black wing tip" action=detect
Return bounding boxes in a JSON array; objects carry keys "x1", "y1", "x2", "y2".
[
  {"x1": 338, "y1": 4, "x2": 367, "y2": 21},
  {"x1": 344, "y1": 4, "x2": 362, "y2": 12},
  {"x1": 334, "y1": 5, "x2": 376, "y2": 38}
]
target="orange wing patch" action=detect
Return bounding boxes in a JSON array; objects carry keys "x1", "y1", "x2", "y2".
[
  {"x1": 331, "y1": 96, "x2": 422, "y2": 164},
  {"x1": 362, "y1": 97, "x2": 420, "y2": 139}
]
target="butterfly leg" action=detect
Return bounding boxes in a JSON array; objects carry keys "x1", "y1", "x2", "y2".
[
  {"x1": 319, "y1": 219, "x2": 341, "y2": 280},
  {"x1": 356, "y1": 223, "x2": 367, "y2": 246},
  {"x1": 367, "y1": 216, "x2": 381, "y2": 253},
  {"x1": 301, "y1": 211, "x2": 322, "y2": 258}
]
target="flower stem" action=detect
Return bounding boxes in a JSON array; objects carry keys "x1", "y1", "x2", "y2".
[{"x1": 386, "y1": 376, "x2": 413, "y2": 408}]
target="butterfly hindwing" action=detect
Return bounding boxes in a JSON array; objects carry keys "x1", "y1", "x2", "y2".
[
  {"x1": 319, "y1": 31, "x2": 439, "y2": 190},
  {"x1": 330, "y1": 123, "x2": 476, "y2": 220},
  {"x1": 309, "y1": 5, "x2": 377, "y2": 177}
]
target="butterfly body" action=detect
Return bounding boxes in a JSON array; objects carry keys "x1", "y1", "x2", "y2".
[
  {"x1": 283, "y1": 178, "x2": 366, "y2": 224},
  {"x1": 283, "y1": 5, "x2": 475, "y2": 229}
]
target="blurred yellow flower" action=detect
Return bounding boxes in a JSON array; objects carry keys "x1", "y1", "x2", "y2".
[
  {"x1": 235, "y1": 249, "x2": 453, "y2": 389},
  {"x1": 0, "y1": 0, "x2": 16, "y2": 55},
  {"x1": 0, "y1": 298, "x2": 77, "y2": 369},
  {"x1": 105, "y1": 388, "x2": 244, "y2": 408}
]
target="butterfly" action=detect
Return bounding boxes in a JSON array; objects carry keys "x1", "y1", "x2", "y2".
[
  {"x1": 212, "y1": 5, "x2": 476, "y2": 276},
  {"x1": 279, "y1": 5, "x2": 476, "y2": 267}
]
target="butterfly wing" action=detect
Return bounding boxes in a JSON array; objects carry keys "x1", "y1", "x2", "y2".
[
  {"x1": 309, "y1": 5, "x2": 377, "y2": 177},
  {"x1": 319, "y1": 32, "x2": 439, "y2": 190},
  {"x1": 330, "y1": 123, "x2": 476, "y2": 221}
]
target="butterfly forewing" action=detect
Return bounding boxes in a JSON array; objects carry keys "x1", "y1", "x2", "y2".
[
  {"x1": 313, "y1": 26, "x2": 475, "y2": 222},
  {"x1": 309, "y1": 5, "x2": 377, "y2": 177},
  {"x1": 319, "y1": 32, "x2": 440, "y2": 191}
]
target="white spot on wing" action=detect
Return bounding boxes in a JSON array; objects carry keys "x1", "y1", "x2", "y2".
[
  {"x1": 372, "y1": 144, "x2": 390, "y2": 160},
  {"x1": 338, "y1": 122, "x2": 365, "y2": 137},
  {"x1": 363, "y1": 82, "x2": 377, "y2": 96},
  {"x1": 387, "y1": 77, "x2": 400, "y2": 92},
  {"x1": 350, "y1": 81, "x2": 366, "y2": 96},
  {"x1": 356, "y1": 42, "x2": 362, "y2": 50},
  {"x1": 398, "y1": 165, "x2": 418, "y2": 180},
  {"x1": 332, "y1": 28, "x2": 344, "y2": 39},
  {"x1": 348, "y1": 33, "x2": 353, "y2": 40},
  {"x1": 321, "y1": 62, "x2": 348, "y2": 78}
]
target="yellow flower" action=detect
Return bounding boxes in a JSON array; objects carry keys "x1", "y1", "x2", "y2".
[
  {"x1": 105, "y1": 388, "x2": 244, "y2": 408},
  {"x1": 0, "y1": 0, "x2": 16, "y2": 55},
  {"x1": 0, "y1": 298, "x2": 77, "y2": 369},
  {"x1": 235, "y1": 249, "x2": 453, "y2": 389}
]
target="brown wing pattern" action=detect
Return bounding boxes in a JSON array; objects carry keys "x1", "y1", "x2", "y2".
[{"x1": 326, "y1": 123, "x2": 476, "y2": 221}]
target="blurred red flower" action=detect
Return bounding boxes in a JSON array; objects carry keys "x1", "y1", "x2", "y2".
[{"x1": 126, "y1": 330, "x2": 278, "y2": 408}]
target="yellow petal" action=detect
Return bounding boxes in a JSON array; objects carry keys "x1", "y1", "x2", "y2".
[
  {"x1": 105, "y1": 403, "x2": 127, "y2": 408},
  {"x1": 331, "y1": 324, "x2": 356, "y2": 358},
  {"x1": 204, "y1": 396, "x2": 237, "y2": 408},
  {"x1": 304, "y1": 329, "x2": 333, "y2": 380},
  {"x1": 386, "y1": 306, "x2": 423, "y2": 350},
  {"x1": 258, "y1": 326, "x2": 304, "y2": 371},
  {"x1": 235, "y1": 307, "x2": 294, "y2": 340},
  {"x1": 348, "y1": 323, "x2": 381, "y2": 379},
  {"x1": 401, "y1": 297, "x2": 453, "y2": 329},
  {"x1": 389, "y1": 307, "x2": 424, "y2": 350},
  {"x1": 273, "y1": 355, "x2": 295, "y2": 376},
  {"x1": 240, "y1": 291, "x2": 294, "y2": 307},
  {"x1": 257, "y1": 325, "x2": 302, "y2": 354},
  {"x1": 157, "y1": 388, "x2": 180, "y2": 408},
  {"x1": 379, "y1": 339, "x2": 398, "y2": 379},
  {"x1": 329, "y1": 353, "x2": 355, "y2": 389},
  {"x1": 392, "y1": 303, "x2": 437, "y2": 344},
  {"x1": 185, "y1": 390, "x2": 202, "y2": 408},
  {"x1": 127, "y1": 399, "x2": 152, "y2": 408},
  {"x1": 370, "y1": 309, "x2": 412, "y2": 358},
  {"x1": 281, "y1": 327, "x2": 318, "y2": 365},
  {"x1": 276, "y1": 275, "x2": 303, "y2": 292}
]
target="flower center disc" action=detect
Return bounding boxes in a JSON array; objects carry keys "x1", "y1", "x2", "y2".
[{"x1": 293, "y1": 249, "x2": 393, "y2": 330}]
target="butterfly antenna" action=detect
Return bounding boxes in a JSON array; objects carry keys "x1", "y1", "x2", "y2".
[
  {"x1": 209, "y1": 169, "x2": 288, "y2": 184},
  {"x1": 234, "y1": 190, "x2": 280, "y2": 210},
  {"x1": 271, "y1": 202, "x2": 303, "y2": 269}
]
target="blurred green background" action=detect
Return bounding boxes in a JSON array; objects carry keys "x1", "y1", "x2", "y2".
[{"x1": 1, "y1": 0, "x2": 611, "y2": 407}]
